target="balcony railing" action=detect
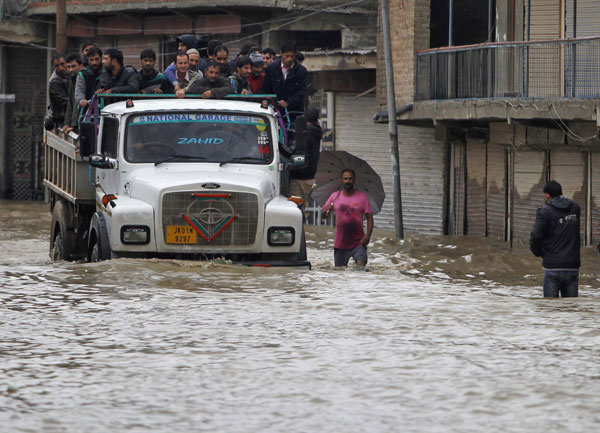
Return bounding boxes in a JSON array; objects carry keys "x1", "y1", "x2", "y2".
[{"x1": 416, "y1": 36, "x2": 600, "y2": 101}]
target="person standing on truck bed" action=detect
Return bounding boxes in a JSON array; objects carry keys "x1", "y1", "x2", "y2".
[
  {"x1": 186, "y1": 48, "x2": 206, "y2": 74},
  {"x1": 75, "y1": 46, "x2": 103, "y2": 111},
  {"x1": 62, "y1": 53, "x2": 84, "y2": 134},
  {"x1": 260, "y1": 40, "x2": 308, "y2": 121},
  {"x1": 248, "y1": 53, "x2": 265, "y2": 94},
  {"x1": 227, "y1": 42, "x2": 259, "y2": 78},
  {"x1": 228, "y1": 56, "x2": 253, "y2": 95},
  {"x1": 164, "y1": 34, "x2": 201, "y2": 89},
  {"x1": 48, "y1": 52, "x2": 70, "y2": 129},
  {"x1": 177, "y1": 61, "x2": 233, "y2": 99},
  {"x1": 204, "y1": 39, "x2": 223, "y2": 73},
  {"x1": 138, "y1": 49, "x2": 171, "y2": 95},
  {"x1": 213, "y1": 45, "x2": 232, "y2": 78},
  {"x1": 97, "y1": 48, "x2": 139, "y2": 97},
  {"x1": 289, "y1": 108, "x2": 323, "y2": 213},
  {"x1": 261, "y1": 47, "x2": 276, "y2": 66},
  {"x1": 171, "y1": 51, "x2": 199, "y2": 95},
  {"x1": 80, "y1": 40, "x2": 96, "y2": 67}
]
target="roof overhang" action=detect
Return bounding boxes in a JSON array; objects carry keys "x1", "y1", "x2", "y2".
[
  {"x1": 303, "y1": 48, "x2": 376, "y2": 72},
  {"x1": 393, "y1": 98, "x2": 600, "y2": 127}
]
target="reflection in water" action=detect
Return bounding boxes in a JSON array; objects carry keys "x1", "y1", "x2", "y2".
[{"x1": 1, "y1": 200, "x2": 599, "y2": 432}]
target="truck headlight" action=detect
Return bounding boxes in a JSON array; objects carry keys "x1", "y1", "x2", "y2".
[
  {"x1": 267, "y1": 227, "x2": 295, "y2": 246},
  {"x1": 121, "y1": 225, "x2": 150, "y2": 244}
]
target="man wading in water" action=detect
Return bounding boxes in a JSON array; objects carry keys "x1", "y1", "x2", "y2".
[
  {"x1": 322, "y1": 169, "x2": 373, "y2": 267},
  {"x1": 530, "y1": 180, "x2": 581, "y2": 298}
]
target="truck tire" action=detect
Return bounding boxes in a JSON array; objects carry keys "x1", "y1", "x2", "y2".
[
  {"x1": 87, "y1": 213, "x2": 111, "y2": 262},
  {"x1": 297, "y1": 227, "x2": 307, "y2": 261},
  {"x1": 50, "y1": 200, "x2": 77, "y2": 261}
]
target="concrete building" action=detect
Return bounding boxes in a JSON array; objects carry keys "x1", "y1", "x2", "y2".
[
  {"x1": 373, "y1": 0, "x2": 600, "y2": 246},
  {"x1": 0, "y1": 0, "x2": 377, "y2": 200}
]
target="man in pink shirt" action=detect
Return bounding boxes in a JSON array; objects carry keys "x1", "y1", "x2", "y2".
[{"x1": 322, "y1": 169, "x2": 374, "y2": 266}]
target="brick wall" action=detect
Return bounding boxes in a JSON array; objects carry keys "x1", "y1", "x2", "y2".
[{"x1": 376, "y1": 0, "x2": 430, "y2": 109}]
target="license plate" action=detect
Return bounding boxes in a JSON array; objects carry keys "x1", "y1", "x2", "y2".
[{"x1": 165, "y1": 225, "x2": 197, "y2": 244}]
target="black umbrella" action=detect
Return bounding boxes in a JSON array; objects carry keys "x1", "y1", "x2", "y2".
[{"x1": 312, "y1": 150, "x2": 386, "y2": 214}]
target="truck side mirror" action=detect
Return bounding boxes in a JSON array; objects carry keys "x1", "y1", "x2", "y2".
[{"x1": 79, "y1": 121, "x2": 96, "y2": 157}]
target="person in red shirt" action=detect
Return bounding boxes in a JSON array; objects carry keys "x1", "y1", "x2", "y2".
[
  {"x1": 248, "y1": 53, "x2": 265, "y2": 94},
  {"x1": 322, "y1": 169, "x2": 374, "y2": 267}
]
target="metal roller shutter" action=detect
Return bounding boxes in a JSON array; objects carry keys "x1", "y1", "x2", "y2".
[
  {"x1": 512, "y1": 150, "x2": 547, "y2": 244},
  {"x1": 487, "y1": 143, "x2": 507, "y2": 241},
  {"x1": 450, "y1": 141, "x2": 466, "y2": 236},
  {"x1": 550, "y1": 149, "x2": 586, "y2": 241},
  {"x1": 591, "y1": 152, "x2": 600, "y2": 243},
  {"x1": 466, "y1": 138, "x2": 486, "y2": 236},
  {"x1": 565, "y1": 0, "x2": 599, "y2": 37},
  {"x1": 527, "y1": 0, "x2": 563, "y2": 97},
  {"x1": 334, "y1": 93, "x2": 446, "y2": 234}
]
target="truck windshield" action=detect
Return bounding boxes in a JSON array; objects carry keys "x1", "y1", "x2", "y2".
[{"x1": 125, "y1": 112, "x2": 273, "y2": 164}]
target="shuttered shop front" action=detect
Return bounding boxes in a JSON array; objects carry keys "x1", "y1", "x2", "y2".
[
  {"x1": 591, "y1": 153, "x2": 600, "y2": 243},
  {"x1": 334, "y1": 93, "x2": 445, "y2": 234},
  {"x1": 487, "y1": 143, "x2": 507, "y2": 241},
  {"x1": 512, "y1": 150, "x2": 547, "y2": 244},
  {"x1": 466, "y1": 138, "x2": 486, "y2": 236},
  {"x1": 550, "y1": 149, "x2": 586, "y2": 240}
]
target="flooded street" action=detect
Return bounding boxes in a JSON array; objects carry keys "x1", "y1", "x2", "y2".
[{"x1": 1, "y1": 200, "x2": 599, "y2": 432}]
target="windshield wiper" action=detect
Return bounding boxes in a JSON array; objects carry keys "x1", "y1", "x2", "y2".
[
  {"x1": 155, "y1": 155, "x2": 207, "y2": 166},
  {"x1": 219, "y1": 157, "x2": 267, "y2": 166}
]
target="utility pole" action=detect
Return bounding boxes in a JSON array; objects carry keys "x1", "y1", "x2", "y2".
[
  {"x1": 56, "y1": 0, "x2": 67, "y2": 53},
  {"x1": 381, "y1": 0, "x2": 404, "y2": 239}
]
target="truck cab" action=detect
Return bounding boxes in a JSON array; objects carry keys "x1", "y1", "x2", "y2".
[{"x1": 45, "y1": 96, "x2": 309, "y2": 268}]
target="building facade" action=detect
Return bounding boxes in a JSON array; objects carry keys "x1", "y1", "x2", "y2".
[{"x1": 377, "y1": 0, "x2": 600, "y2": 245}]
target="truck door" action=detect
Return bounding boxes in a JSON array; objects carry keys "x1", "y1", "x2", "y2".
[{"x1": 96, "y1": 117, "x2": 120, "y2": 197}]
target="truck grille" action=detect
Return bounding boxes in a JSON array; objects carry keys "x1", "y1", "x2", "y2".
[{"x1": 162, "y1": 191, "x2": 259, "y2": 246}]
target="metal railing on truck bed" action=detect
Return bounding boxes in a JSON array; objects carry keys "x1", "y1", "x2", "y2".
[{"x1": 43, "y1": 130, "x2": 95, "y2": 203}]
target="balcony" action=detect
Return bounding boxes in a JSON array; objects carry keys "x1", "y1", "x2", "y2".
[{"x1": 416, "y1": 36, "x2": 600, "y2": 101}]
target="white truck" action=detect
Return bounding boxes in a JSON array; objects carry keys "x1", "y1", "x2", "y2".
[{"x1": 44, "y1": 96, "x2": 310, "y2": 268}]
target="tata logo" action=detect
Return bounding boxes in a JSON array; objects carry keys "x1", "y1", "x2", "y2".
[
  {"x1": 198, "y1": 207, "x2": 225, "y2": 225},
  {"x1": 202, "y1": 183, "x2": 221, "y2": 189}
]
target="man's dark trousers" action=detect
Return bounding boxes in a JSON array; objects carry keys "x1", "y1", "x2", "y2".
[{"x1": 543, "y1": 270, "x2": 579, "y2": 298}]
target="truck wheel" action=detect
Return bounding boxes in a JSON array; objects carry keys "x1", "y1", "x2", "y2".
[
  {"x1": 87, "y1": 213, "x2": 111, "y2": 262},
  {"x1": 50, "y1": 200, "x2": 77, "y2": 261},
  {"x1": 297, "y1": 227, "x2": 307, "y2": 261}
]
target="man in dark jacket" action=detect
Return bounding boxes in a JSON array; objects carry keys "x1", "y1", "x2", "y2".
[
  {"x1": 228, "y1": 56, "x2": 252, "y2": 94},
  {"x1": 530, "y1": 180, "x2": 581, "y2": 297},
  {"x1": 48, "y1": 53, "x2": 70, "y2": 128},
  {"x1": 138, "y1": 48, "x2": 171, "y2": 94},
  {"x1": 289, "y1": 108, "x2": 323, "y2": 212},
  {"x1": 75, "y1": 46, "x2": 103, "y2": 110},
  {"x1": 97, "y1": 48, "x2": 139, "y2": 97},
  {"x1": 260, "y1": 40, "x2": 308, "y2": 121},
  {"x1": 179, "y1": 61, "x2": 233, "y2": 99},
  {"x1": 62, "y1": 53, "x2": 84, "y2": 134}
]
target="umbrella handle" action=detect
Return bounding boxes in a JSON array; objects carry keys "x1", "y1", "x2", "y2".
[{"x1": 322, "y1": 190, "x2": 342, "y2": 217}]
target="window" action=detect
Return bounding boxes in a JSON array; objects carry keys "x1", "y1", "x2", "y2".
[
  {"x1": 124, "y1": 111, "x2": 273, "y2": 165},
  {"x1": 102, "y1": 117, "x2": 119, "y2": 158}
]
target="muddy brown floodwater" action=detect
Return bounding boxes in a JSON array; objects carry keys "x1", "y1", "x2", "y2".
[{"x1": 1, "y1": 199, "x2": 599, "y2": 433}]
